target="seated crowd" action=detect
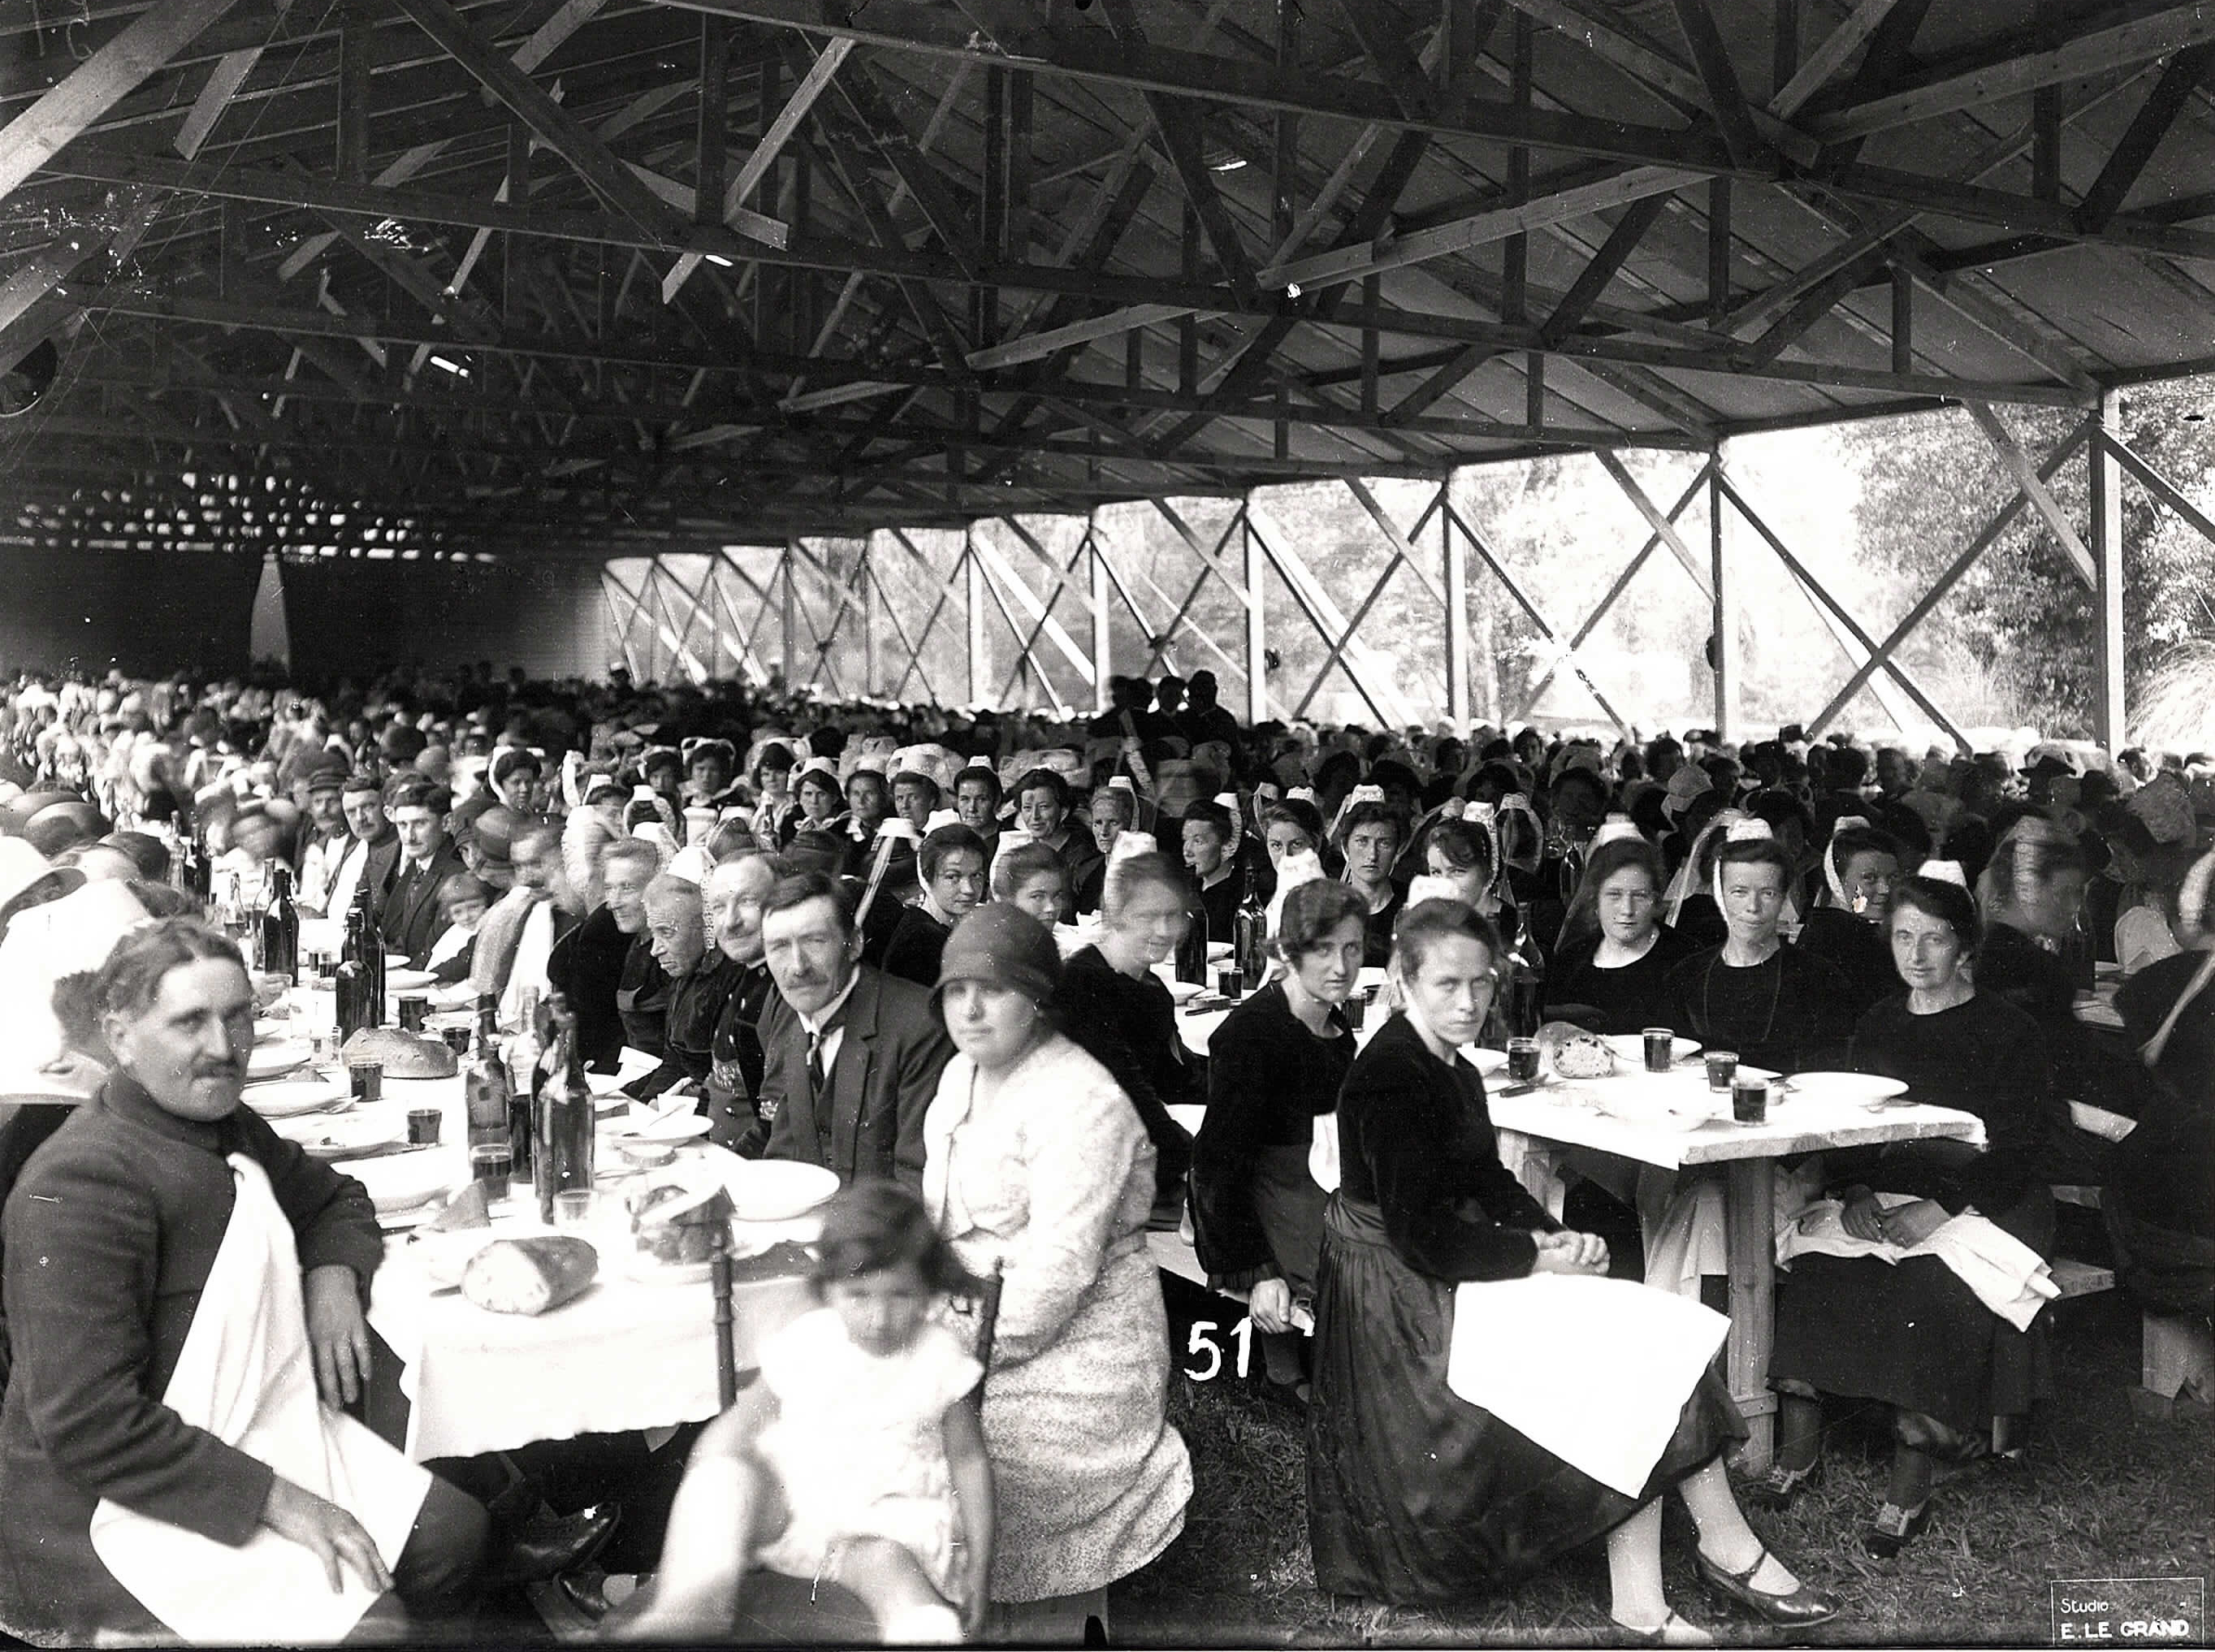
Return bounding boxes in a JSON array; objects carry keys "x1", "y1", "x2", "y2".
[{"x1": 0, "y1": 658, "x2": 2209, "y2": 1645}]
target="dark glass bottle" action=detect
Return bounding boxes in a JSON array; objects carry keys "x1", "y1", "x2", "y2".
[
  {"x1": 260, "y1": 862, "x2": 300, "y2": 985},
  {"x1": 1232, "y1": 858, "x2": 1269, "y2": 987},
  {"x1": 535, "y1": 994, "x2": 596, "y2": 1225},
  {"x1": 335, "y1": 896, "x2": 372, "y2": 1041},
  {"x1": 1175, "y1": 875, "x2": 1210, "y2": 986},
  {"x1": 464, "y1": 996, "x2": 512, "y2": 1153}
]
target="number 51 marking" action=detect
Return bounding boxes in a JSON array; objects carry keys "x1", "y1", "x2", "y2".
[{"x1": 1183, "y1": 1317, "x2": 1255, "y2": 1382}]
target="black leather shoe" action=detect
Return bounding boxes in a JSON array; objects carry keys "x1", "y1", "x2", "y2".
[
  {"x1": 1692, "y1": 1544, "x2": 1839, "y2": 1628},
  {"x1": 485, "y1": 1502, "x2": 621, "y2": 1587}
]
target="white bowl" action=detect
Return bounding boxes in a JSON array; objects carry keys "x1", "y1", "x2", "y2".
[
  {"x1": 384, "y1": 968, "x2": 439, "y2": 992},
  {"x1": 347, "y1": 1152, "x2": 456, "y2": 1215},
  {"x1": 246, "y1": 1043, "x2": 314, "y2": 1082},
  {"x1": 243, "y1": 1077, "x2": 348, "y2": 1119},
  {"x1": 719, "y1": 1159, "x2": 839, "y2": 1222},
  {"x1": 1783, "y1": 1071, "x2": 1909, "y2": 1108}
]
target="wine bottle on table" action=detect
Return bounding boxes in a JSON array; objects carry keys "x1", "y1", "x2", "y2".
[
  {"x1": 261, "y1": 863, "x2": 299, "y2": 986},
  {"x1": 464, "y1": 995, "x2": 512, "y2": 1154},
  {"x1": 535, "y1": 994, "x2": 596, "y2": 1226},
  {"x1": 335, "y1": 897, "x2": 371, "y2": 1042},
  {"x1": 506, "y1": 988, "x2": 544, "y2": 1188},
  {"x1": 1175, "y1": 876, "x2": 1210, "y2": 986},
  {"x1": 1232, "y1": 858, "x2": 1269, "y2": 988},
  {"x1": 359, "y1": 884, "x2": 387, "y2": 1023}
]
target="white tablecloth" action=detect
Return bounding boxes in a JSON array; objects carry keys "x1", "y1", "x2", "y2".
[{"x1": 247, "y1": 1013, "x2": 812, "y2": 1462}]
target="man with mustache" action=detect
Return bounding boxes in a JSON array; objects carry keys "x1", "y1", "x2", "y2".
[
  {"x1": 0, "y1": 920, "x2": 491, "y2": 1641},
  {"x1": 699, "y1": 852, "x2": 784, "y2": 1151},
  {"x1": 752, "y1": 871, "x2": 953, "y2": 1191}
]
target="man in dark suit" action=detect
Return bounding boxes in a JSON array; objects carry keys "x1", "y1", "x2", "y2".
[
  {"x1": 318, "y1": 771, "x2": 400, "y2": 921},
  {"x1": 377, "y1": 776, "x2": 466, "y2": 963},
  {"x1": 755, "y1": 872, "x2": 953, "y2": 1191}
]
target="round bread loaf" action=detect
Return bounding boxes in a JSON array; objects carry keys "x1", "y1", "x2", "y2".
[{"x1": 340, "y1": 1026, "x2": 461, "y2": 1079}]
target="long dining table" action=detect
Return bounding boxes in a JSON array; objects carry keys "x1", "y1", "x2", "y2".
[
  {"x1": 249, "y1": 1001, "x2": 815, "y2": 1462},
  {"x1": 1170, "y1": 994, "x2": 1984, "y2": 1473}
]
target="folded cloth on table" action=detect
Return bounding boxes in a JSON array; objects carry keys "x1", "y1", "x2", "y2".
[
  {"x1": 1446, "y1": 1273, "x2": 1728, "y2": 1498},
  {"x1": 1776, "y1": 1192, "x2": 2059, "y2": 1331}
]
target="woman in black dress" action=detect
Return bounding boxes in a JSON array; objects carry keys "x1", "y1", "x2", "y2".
[
  {"x1": 1190, "y1": 880, "x2": 1365, "y2": 1399},
  {"x1": 1333, "y1": 797, "x2": 1404, "y2": 968},
  {"x1": 1792, "y1": 820, "x2": 1902, "y2": 1021},
  {"x1": 1763, "y1": 873, "x2": 2057, "y2": 1557},
  {"x1": 1667, "y1": 832, "x2": 1853, "y2": 1075},
  {"x1": 1309, "y1": 899, "x2": 1836, "y2": 1642},
  {"x1": 1546, "y1": 835, "x2": 1689, "y2": 1035},
  {"x1": 1054, "y1": 850, "x2": 1199, "y2": 1227}
]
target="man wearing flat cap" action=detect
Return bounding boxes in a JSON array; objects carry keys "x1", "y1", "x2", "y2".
[{"x1": 292, "y1": 759, "x2": 353, "y2": 906}]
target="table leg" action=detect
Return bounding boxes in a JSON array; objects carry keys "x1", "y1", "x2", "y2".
[
  {"x1": 1724, "y1": 1158, "x2": 1778, "y2": 1473},
  {"x1": 1496, "y1": 1129, "x2": 1568, "y2": 1222}
]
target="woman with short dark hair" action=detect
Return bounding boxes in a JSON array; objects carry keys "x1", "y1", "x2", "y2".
[
  {"x1": 1190, "y1": 880, "x2": 1368, "y2": 1400},
  {"x1": 1309, "y1": 900, "x2": 1834, "y2": 1638},
  {"x1": 1335, "y1": 799, "x2": 1405, "y2": 969},
  {"x1": 1546, "y1": 836, "x2": 1687, "y2": 1034},
  {"x1": 1763, "y1": 872, "x2": 2058, "y2": 1559}
]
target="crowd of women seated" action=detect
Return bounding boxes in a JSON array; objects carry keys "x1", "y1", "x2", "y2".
[{"x1": 6, "y1": 659, "x2": 2215, "y2": 1639}]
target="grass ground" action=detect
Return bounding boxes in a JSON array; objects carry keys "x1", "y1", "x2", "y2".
[{"x1": 1112, "y1": 1282, "x2": 2214, "y2": 1647}]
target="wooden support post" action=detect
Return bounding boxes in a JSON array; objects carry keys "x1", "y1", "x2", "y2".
[
  {"x1": 338, "y1": 0, "x2": 371, "y2": 184},
  {"x1": 1243, "y1": 501, "x2": 1268, "y2": 725},
  {"x1": 1443, "y1": 484, "x2": 1471, "y2": 727},
  {"x1": 1711, "y1": 444, "x2": 1739, "y2": 739},
  {"x1": 1890, "y1": 262, "x2": 1914, "y2": 375},
  {"x1": 1725, "y1": 1160, "x2": 1779, "y2": 1472},
  {"x1": 2092, "y1": 388, "x2": 2126, "y2": 748},
  {"x1": 966, "y1": 531, "x2": 989, "y2": 707},
  {"x1": 782, "y1": 540, "x2": 798, "y2": 681},
  {"x1": 695, "y1": 16, "x2": 728, "y2": 228},
  {"x1": 1772, "y1": 0, "x2": 1799, "y2": 99},
  {"x1": 1707, "y1": 177, "x2": 1732, "y2": 324},
  {"x1": 1091, "y1": 520, "x2": 1114, "y2": 714}
]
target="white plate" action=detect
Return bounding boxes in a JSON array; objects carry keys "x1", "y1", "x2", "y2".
[
  {"x1": 385, "y1": 968, "x2": 439, "y2": 992},
  {"x1": 1460, "y1": 1046, "x2": 1508, "y2": 1075},
  {"x1": 246, "y1": 1043, "x2": 314, "y2": 1082},
  {"x1": 1206, "y1": 941, "x2": 1232, "y2": 960},
  {"x1": 243, "y1": 1077, "x2": 349, "y2": 1118},
  {"x1": 616, "y1": 1113, "x2": 712, "y2": 1146},
  {"x1": 718, "y1": 1159, "x2": 839, "y2": 1222},
  {"x1": 1166, "y1": 980, "x2": 1203, "y2": 1005},
  {"x1": 625, "y1": 1252, "x2": 713, "y2": 1286},
  {"x1": 253, "y1": 1018, "x2": 292, "y2": 1045},
  {"x1": 271, "y1": 1114, "x2": 404, "y2": 1155},
  {"x1": 1602, "y1": 1034, "x2": 1702, "y2": 1066},
  {"x1": 347, "y1": 1152, "x2": 458, "y2": 1215},
  {"x1": 1784, "y1": 1071, "x2": 1910, "y2": 1108}
]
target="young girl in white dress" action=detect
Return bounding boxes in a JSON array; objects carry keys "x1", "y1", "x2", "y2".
[{"x1": 622, "y1": 1183, "x2": 995, "y2": 1643}]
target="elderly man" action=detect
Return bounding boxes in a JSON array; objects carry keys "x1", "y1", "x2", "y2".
[
  {"x1": 623, "y1": 875, "x2": 742, "y2": 1103},
  {"x1": 880, "y1": 824, "x2": 987, "y2": 989},
  {"x1": 699, "y1": 854, "x2": 783, "y2": 1151},
  {"x1": 319, "y1": 771, "x2": 400, "y2": 921},
  {"x1": 0, "y1": 921, "x2": 489, "y2": 1641},
  {"x1": 547, "y1": 838, "x2": 658, "y2": 1071},
  {"x1": 752, "y1": 872, "x2": 952, "y2": 1189},
  {"x1": 378, "y1": 777, "x2": 467, "y2": 963}
]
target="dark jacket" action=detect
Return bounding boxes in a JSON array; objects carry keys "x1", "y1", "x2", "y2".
[
  {"x1": 1336, "y1": 1011, "x2": 1562, "y2": 1280},
  {"x1": 760, "y1": 967, "x2": 954, "y2": 1192},
  {"x1": 0, "y1": 1075, "x2": 383, "y2": 1640},
  {"x1": 546, "y1": 905, "x2": 635, "y2": 1071},
  {"x1": 704, "y1": 960, "x2": 778, "y2": 1152},
  {"x1": 1055, "y1": 945, "x2": 1198, "y2": 1190},
  {"x1": 377, "y1": 841, "x2": 467, "y2": 962},
  {"x1": 626, "y1": 951, "x2": 744, "y2": 1102},
  {"x1": 879, "y1": 904, "x2": 951, "y2": 991}
]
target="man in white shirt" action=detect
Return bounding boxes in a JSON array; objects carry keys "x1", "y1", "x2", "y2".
[
  {"x1": 293, "y1": 762, "x2": 352, "y2": 914},
  {"x1": 319, "y1": 773, "x2": 398, "y2": 921},
  {"x1": 496, "y1": 824, "x2": 583, "y2": 1027}
]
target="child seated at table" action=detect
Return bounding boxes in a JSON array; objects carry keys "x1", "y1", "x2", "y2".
[{"x1": 617, "y1": 1183, "x2": 993, "y2": 1643}]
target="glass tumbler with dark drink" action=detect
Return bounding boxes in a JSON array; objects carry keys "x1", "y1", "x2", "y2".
[
  {"x1": 1705, "y1": 1050, "x2": 1739, "y2": 1092},
  {"x1": 1642, "y1": 1027, "x2": 1676, "y2": 1074},
  {"x1": 1732, "y1": 1074, "x2": 1770, "y2": 1124},
  {"x1": 1508, "y1": 1037, "x2": 1542, "y2": 1083}
]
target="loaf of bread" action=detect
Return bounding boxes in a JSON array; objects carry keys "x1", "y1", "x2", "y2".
[
  {"x1": 1537, "y1": 1021, "x2": 1616, "y2": 1079},
  {"x1": 424, "y1": 1181, "x2": 491, "y2": 1232},
  {"x1": 625, "y1": 1174, "x2": 735, "y2": 1265},
  {"x1": 340, "y1": 1026, "x2": 460, "y2": 1079},
  {"x1": 461, "y1": 1235, "x2": 599, "y2": 1315}
]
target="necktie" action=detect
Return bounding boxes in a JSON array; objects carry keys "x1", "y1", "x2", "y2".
[{"x1": 806, "y1": 1027, "x2": 827, "y2": 1105}]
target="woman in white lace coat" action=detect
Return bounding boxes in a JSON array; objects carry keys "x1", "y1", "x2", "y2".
[{"x1": 923, "y1": 902, "x2": 1191, "y2": 1633}]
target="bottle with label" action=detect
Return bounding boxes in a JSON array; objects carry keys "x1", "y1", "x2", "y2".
[
  {"x1": 535, "y1": 994, "x2": 596, "y2": 1226},
  {"x1": 506, "y1": 988, "x2": 544, "y2": 1187},
  {"x1": 358, "y1": 881, "x2": 387, "y2": 1019},
  {"x1": 1175, "y1": 874, "x2": 1210, "y2": 986},
  {"x1": 334, "y1": 896, "x2": 372, "y2": 1042},
  {"x1": 464, "y1": 993, "x2": 512, "y2": 1153},
  {"x1": 1232, "y1": 857, "x2": 1269, "y2": 987},
  {"x1": 260, "y1": 862, "x2": 299, "y2": 986}
]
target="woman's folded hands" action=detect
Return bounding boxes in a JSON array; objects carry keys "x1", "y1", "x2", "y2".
[{"x1": 1530, "y1": 1229, "x2": 1610, "y2": 1276}]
